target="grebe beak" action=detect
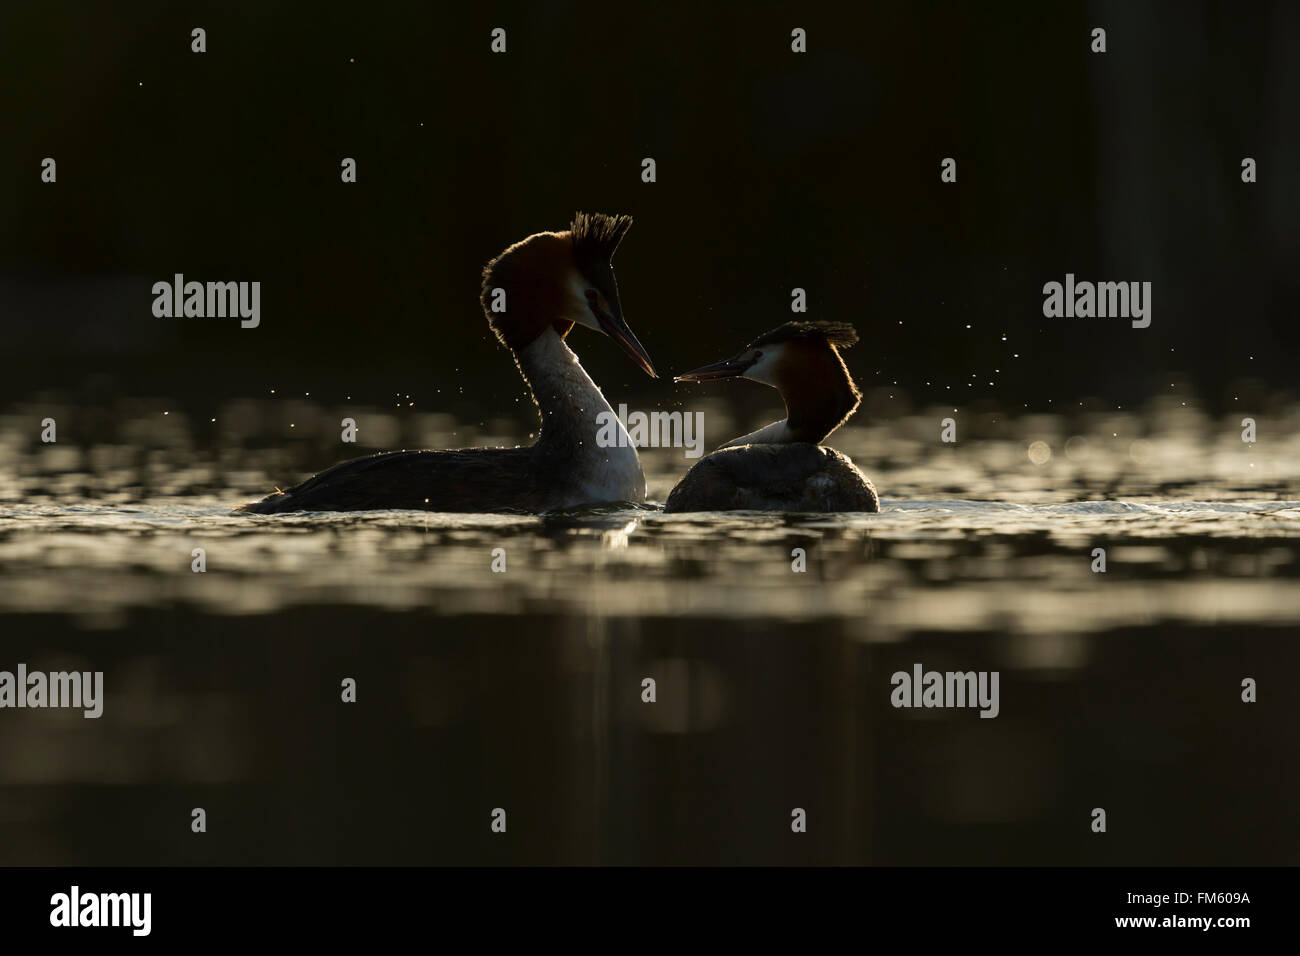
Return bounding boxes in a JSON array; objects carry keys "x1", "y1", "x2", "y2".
[
  {"x1": 588, "y1": 294, "x2": 657, "y2": 378},
  {"x1": 674, "y1": 355, "x2": 753, "y2": 383}
]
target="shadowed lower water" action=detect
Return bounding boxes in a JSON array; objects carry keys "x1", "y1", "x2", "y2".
[{"x1": 1, "y1": 399, "x2": 1298, "y2": 864}]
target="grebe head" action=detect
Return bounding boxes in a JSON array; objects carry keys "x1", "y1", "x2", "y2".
[
  {"x1": 480, "y1": 212, "x2": 657, "y2": 376},
  {"x1": 675, "y1": 321, "x2": 862, "y2": 444}
]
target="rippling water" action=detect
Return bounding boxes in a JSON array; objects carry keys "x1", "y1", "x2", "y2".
[
  {"x1": 4, "y1": 498, "x2": 1299, "y2": 629},
  {"x1": 1, "y1": 401, "x2": 1297, "y2": 864}
]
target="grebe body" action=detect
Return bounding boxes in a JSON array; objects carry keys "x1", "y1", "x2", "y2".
[
  {"x1": 664, "y1": 321, "x2": 878, "y2": 514},
  {"x1": 242, "y1": 212, "x2": 655, "y2": 514}
]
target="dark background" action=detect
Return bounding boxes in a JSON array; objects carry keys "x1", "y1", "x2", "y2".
[{"x1": 1, "y1": 0, "x2": 1296, "y2": 419}]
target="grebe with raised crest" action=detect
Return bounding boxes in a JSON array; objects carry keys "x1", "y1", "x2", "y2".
[{"x1": 241, "y1": 212, "x2": 657, "y2": 514}]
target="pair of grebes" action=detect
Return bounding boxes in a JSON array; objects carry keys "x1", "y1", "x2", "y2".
[{"x1": 242, "y1": 213, "x2": 878, "y2": 515}]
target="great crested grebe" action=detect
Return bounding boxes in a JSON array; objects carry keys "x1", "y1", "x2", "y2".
[
  {"x1": 664, "y1": 321, "x2": 879, "y2": 513},
  {"x1": 241, "y1": 212, "x2": 657, "y2": 513}
]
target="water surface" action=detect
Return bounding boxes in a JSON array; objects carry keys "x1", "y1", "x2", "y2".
[{"x1": 1, "y1": 403, "x2": 1297, "y2": 864}]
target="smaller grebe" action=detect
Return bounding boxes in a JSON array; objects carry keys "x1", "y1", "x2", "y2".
[
  {"x1": 664, "y1": 321, "x2": 879, "y2": 513},
  {"x1": 241, "y1": 212, "x2": 657, "y2": 514}
]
